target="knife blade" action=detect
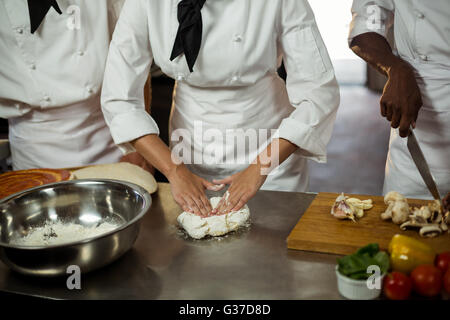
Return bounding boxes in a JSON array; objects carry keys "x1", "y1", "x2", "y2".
[{"x1": 407, "y1": 126, "x2": 442, "y2": 205}]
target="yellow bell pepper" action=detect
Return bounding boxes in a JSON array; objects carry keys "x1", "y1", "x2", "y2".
[{"x1": 388, "y1": 234, "x2": 436, "y2": 274}]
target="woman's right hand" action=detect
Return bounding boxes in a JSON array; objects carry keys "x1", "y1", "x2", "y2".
[
  {"x1": 132, "y1": 134, "x2": 224, "y2": 216},
  {"x1": 167, "y1": 163, "x2": 223, "y2": 216}
]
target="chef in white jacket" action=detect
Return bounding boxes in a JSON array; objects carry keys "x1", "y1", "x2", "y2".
[
  {"x1": 349, "y1": 0, "x2": 450, "y2": 199},
  {"x1": 0, "y1": 0, "x2": 141, "y2": 170},
  {"x1": 102, "y1": 0, "x2": 340, "y2": 216}
]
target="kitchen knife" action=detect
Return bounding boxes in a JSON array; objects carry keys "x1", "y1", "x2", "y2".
[{"x1": 407, "y1": 126, "x2": 443, "y2": 205}]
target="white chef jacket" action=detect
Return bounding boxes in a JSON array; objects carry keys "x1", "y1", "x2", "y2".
[
  {"x1": 0, "y1": 0, "x2": 124, "y2": 169},
  {"x1": 102, "y1": 0, "x2": 340, "y2": 192},
  {"x1": 349, "y1": 0, "x2": 450, "y2": 198}
]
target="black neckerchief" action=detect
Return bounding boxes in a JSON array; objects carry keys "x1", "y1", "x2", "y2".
[
  {"x1": 27, "y1": 0, "x2": 62, "y2": 34},
  {"x1": 170, "y1": 0, "x2": 206, "y2": 73}
]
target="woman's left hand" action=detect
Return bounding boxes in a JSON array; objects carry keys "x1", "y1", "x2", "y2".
[
  {"x1": 213, "y1": 163, "x2": 267, "y2": 214},
  {"x1": 212, "y1": 138, "x2": 297, "y2": 215}
]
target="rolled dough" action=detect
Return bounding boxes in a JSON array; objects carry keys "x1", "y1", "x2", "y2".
[
  {"x1": 177, "y1": 197, "x2": 250, "y2": 239},
  {"x1": 73, "y1": 162, "x2": 157, "y2": 194}
]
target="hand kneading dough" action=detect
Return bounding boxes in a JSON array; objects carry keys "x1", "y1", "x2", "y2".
[
  {"x1": 177, "y1": 197, "x2": 250, "y2": 239},
  {"x1": 73, "y1": 162, "x2": 157, "y2": 194}
]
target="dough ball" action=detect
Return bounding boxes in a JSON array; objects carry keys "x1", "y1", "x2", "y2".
[{"x1": 177, "y1": 197, "x2": 250, "y2": 239}]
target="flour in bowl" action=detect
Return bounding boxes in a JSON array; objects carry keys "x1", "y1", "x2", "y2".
[{"x1": 11, "y1": 220, "x2": 120, "y2": 246}]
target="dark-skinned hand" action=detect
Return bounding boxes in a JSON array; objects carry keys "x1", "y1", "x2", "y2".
[{"x1": 381, "y1": 62, "x2": 423, "y2": 137}]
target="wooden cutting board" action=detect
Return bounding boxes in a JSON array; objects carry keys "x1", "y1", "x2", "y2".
[{"x1": 287, "y1": 192, "x2": 450, "y2": 256}]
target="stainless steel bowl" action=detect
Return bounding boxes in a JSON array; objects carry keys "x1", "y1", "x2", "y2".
[{"x1": 0, "y1": 179, "x2": 152, "y2": 277}]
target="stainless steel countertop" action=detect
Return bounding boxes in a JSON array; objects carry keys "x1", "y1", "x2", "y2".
[{"x1": 0, "y1": 183, "x2": 342, "y2": 299}]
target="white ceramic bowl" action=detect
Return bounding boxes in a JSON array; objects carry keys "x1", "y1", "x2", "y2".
[{"x1": 335, "y1": 266, "x2": 385, "y2": 300}]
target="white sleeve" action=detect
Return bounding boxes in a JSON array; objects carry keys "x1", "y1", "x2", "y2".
[
  {"x1": 277, "y1": 0, "x2": 340, "y2": 163},
  {"x1": 101, "y1": 0, "x2": 159, "y2": 148},
  {"x1": 348, "y1": 0, "x2": 395, "y2": 45}
]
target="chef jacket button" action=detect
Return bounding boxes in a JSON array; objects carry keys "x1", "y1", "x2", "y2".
[
  {"x1": 231, "y1": 76, "x2": 240, "y2": 82},
  {"x1": 233, "y1": 34, "x2": 243, "y2": 42},
  {"x1": 17, "y1": 28, "x2": 24, "y2": 34},
  {"x1": 176, "y1": 75, "x2": 185, "y2": 81},
  {"x1": 416, "y1": 12, "x2": 425, "y2": 19},
  {"x1": 43, "y1": 95, "x2": 50, "y2": 102},
  {"x1": 419, "y1": 54, "x2": 428, "y2": 61},
  {"x1": 78, "y1": 51, "x2": 84, "y2": 56},
  {"x1": 87, "y1": 87, "x2": 94, "y2": 94},
  {"x1": 30, "y1": 63, "x2": 36, "y2": 70}
]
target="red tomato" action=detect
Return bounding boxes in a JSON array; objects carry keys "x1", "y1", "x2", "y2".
[
  {"x1": 444, "y1": 269, "x2": 450, "y2": 294},
  {"x1": 383, "y1": 272, "x2": 412, "y2": 300},
  {"x1": 435, "y1": 252, "x2": 450, "y2": 273},
  {"x1": 411, "y1": 265, "x2": 443, "y2": 297}
]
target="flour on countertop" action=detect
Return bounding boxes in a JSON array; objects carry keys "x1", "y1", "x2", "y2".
[
  {"x1": 177, "y1": 197, "x2": 250, "y2": 240},
  {"x1": 11, "y1": 220, "x2": 120, "y2": 246}
]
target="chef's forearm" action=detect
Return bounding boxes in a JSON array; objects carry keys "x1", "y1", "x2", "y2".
[
  {"x1": 256, "y1": 138, "x2": 297, "y2": 174},
  {"x1": 132, "y1": 134, "x2": 178, "y2": 179},
  {"x1": 350, "y1": 32, "x2": 404, "y2": 77}
]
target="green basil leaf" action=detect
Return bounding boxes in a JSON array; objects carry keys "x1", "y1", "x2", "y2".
[
  {"x1": 373, "y1": 251, "x2": 390, "y2": 274},
  {"x1": 348, "y1": 271, "x2": 370, "y2": 280},
  {"x1": 337, "y1": 243, "x2": 388, "y2": 280},
  {"x1": 355, "y1": 243, "x2": 379, "y2": 256}
]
